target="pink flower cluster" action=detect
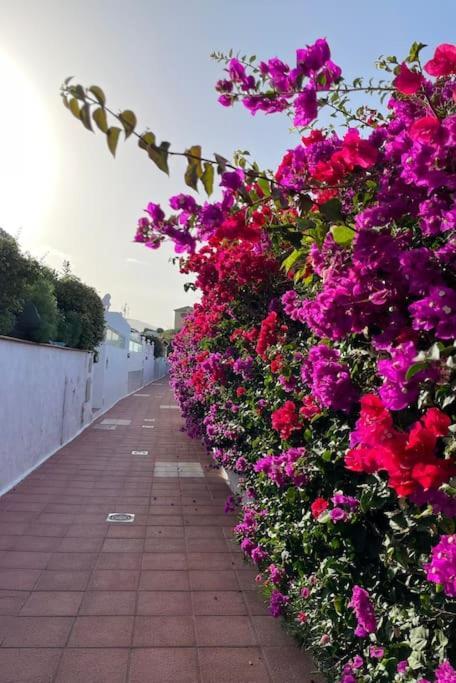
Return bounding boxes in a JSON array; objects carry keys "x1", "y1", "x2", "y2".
[{"x1": 424, "y1": 534, "x2": 456, "y2": 597}]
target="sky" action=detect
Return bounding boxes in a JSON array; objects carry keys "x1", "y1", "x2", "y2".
[{"x1": 0, "y1": 0, "x2": 454, "y2": 329}]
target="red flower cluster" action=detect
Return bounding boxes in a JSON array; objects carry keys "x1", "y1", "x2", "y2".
[
  {"x1": 271, "y1": 400, "x2": 301, "y2": 440},
  {"x1": 345, "y1": 395, "x2": 454, "y2": 497},
  {"x1": 300, "y1": 395, "x2": 321, "y2": 420},
  {"x1": 312, "y1": 129, "x2": 378, "y2": 184},
  {"x1": 256, "y1": 311, "x2": 279, "y2": 359},
  {"x1": 311, "y1": 497, "x2": 329, "y2": 519}
]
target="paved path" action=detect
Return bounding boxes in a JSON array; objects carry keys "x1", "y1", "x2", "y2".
[{"x1": 0, "y1": 379, "x2": 321, "y2": 682}]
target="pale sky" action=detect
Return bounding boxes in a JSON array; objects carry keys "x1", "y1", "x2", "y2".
[{"x1": 0, "y1": 0, "x2": 454, "y2": 329}]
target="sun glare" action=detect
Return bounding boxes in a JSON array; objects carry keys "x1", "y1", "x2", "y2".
[{"x1": 0, "y1": 52, "x2": 57, "y2": 245}]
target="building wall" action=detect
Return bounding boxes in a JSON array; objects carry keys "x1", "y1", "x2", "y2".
[
  {"x1": 174, "y1": 307, "x2": 192, "y2": 331},
  {"x1": 0, "y1": 336, "x2": 92, "y2": 495},
  {"x1": 92, "y1": 342, "x2": 128, "y2": 413}
]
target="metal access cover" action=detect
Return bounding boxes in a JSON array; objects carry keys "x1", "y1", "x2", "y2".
[
  {"x1": 101, "y1": 418, "x2": 132, "y2": 426},
  {"x1": 106, "y1": 513, "x2": 135, "y2": 523},
  {"x1": 131, "y1": 450, "x2": 149, "y2": 455}
]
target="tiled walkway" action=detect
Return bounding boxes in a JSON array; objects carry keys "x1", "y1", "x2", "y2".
[{"x1": 0, "y1": 379, "x2": 322, "y2": 682}]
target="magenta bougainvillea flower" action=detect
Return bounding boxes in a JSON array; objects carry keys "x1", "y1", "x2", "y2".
[{"x1": 424, "y1": 535, "x2": 456, "y2": 597}]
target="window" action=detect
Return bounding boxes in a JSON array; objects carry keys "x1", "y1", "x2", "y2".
[
  {"x1": 128, "y1": 340, "x2": 142, "y2": 353},
  {"x1": 105, "y1": 326, "x2": 125, "y2": 348}
]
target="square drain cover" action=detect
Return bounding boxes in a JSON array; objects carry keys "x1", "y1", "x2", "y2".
[
  {"x1": 131, "y1": 450, "x2": 149, "y2": 455},
  {"x1": 106, "y1": 513, "x2": 135, "y2": 523}
]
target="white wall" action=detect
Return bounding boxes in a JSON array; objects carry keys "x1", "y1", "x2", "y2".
[
  {"x1": 92, "y1": 341, "x2": 128, "y2": 413},
  {"x1": 0, "y1": 336, "x2": 92, "y2": 495}
]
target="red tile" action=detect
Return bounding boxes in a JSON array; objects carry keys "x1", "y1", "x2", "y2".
[
  {"x1": 144, "y1": 538, "x2": 187, "y2": 553},
  {"x1": 187, "y1": 553, "x2": 234, "y2": 570},
  {"x1": 66, "y1": 524, "x2": 107, "y2": 538},
  {"x1": 236, "y1": 569, "x2": 258, "y2": 590},
  {"x1": 184, "y1": 527, "x2": 224, "y2": 538},
  {"x1": 146, "y1": 515, "x2": 183, "y2": 526},
  {"x1": 68, "y1": 615, "x2": 134, "y2": 647},
  {"x1": 129, "y1": 648, "x2": 199, "y2": 683},
  {"x1": 0, "y1": 522, "x2": 28, "y2": 536},
  {"x1": 0, "y1": 648, "x2": 61, "y2": 682},
  {"x1": 137, "y1": 591, "x2": 192, "y2": 616},
  {"x1": 0, "y1": 568, "x2": 41, "y2": 590},
  {"x1": 79, "y1": 591, "x2": 136, "y2": 615},
  {"x1": 1, "y1": 615, "x2": 73, "y2": 646},
  {"x1": 141, "y1": 553, "x2": 187, "y2": 570},
  {"x1": 0, "y1": 551, "x2": 51, "y2": 569},
  {"x1": 21, "y1": 591, "x2": 83, "y2": 616},
  {"x1": 57, "y1": 537, "x2": 103, "y2": 553},
  {"x1": 35, "y1": 570, "x2": 89, "y2": 591},
  {"x1": 101, "y1": 538, "x2": 144, "y2": 553},
  {"x1": 195, "y1": 615, "x2": 256, "y2": 646},
  {"x1": 47, "y1": 552, "x2": 97, "y2": 571},
  {"x1": 262, "y1": 646, "x2": 324, "y2": 682},
  {"x1": 186, "y1": 538, "x2": 230, "y2": 553},
  {"x1": 192, "y1": 591, "x2": 247, "y2": 616},
  {"x1": 198, "y1": 647, "x2": 269, "y2": 682},
  {"x1": 12, "y1": 535, "x2": 60, "y2": 552},
  {"x1": 96, "y1": 552, "x2": 142, "y2": 570},
  {"x1": 0, "y1": 589, "x2": 30, "y2": 615},
  {"x1": 55, "y1": 648, "x2": 128, "y2": 683},
  {"x1": 189, "y1": 570, "x2": 239, "y2": 591},
  {"x1": 251, "y1": 616, "x2": 294, "y2": 646},
  {"x1": 243, "y1": 590, "x2": 270, "y2": 616},
  {"x1": 133, "y1": 616, "x2": 195, "y2": 646},
  {"x1": 25, "y1": 522, "x2": 69, "y2": 537},
  {"x1": 0, "y1": 537, "x2": 15, "y2": 551},
  {"x1": 107, "y1": 525, "x2": 146, "y2": 538},
  {"x1": 139, "y1": 570, "x2": 189, "y2": 591},
  {"x1": 89, "y1": 570, "x2": 139, "y2": 591},
  {"x1": 145, "y1": 525, "x2": 185, "y2": 538}
]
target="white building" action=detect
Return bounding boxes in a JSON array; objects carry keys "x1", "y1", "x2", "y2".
[
  {"x1": 92, "y1": 310, "x2": 160, "y2": 413},
  {"x1": 174, "y1": 306, "x2": 193, "y2": 331}
]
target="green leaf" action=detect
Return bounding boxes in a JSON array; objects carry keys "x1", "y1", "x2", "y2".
[
  {"x1": 214, "y1": 153, "x2": 228, "y2": 174},
  {"x1": 330, "y1": 225, "x2": 355, "y2": 246},
  {"x1": 320, "y1": 198, "x2": 342, "y2": 221},
  {"x1": 407, "y1": 41, "x2": 427, "y2": 63},
  {"x1": 138, "y1": 131, "x2": 157, "y2": 150},
  {"x1": 281, "y1": 249, "x2": 302, "y2": 273},
  {"x1": 256, "y1": 177, "x2": 271, "y2": 197},
  {"x1": 92, "y1": 107, "x2": 108, "y2": 133},
  {"x1": 119, "y1": 110, "x2": 137, "y2": 139},
  {"x1": 184, "y1": 145, "x2": 203, "y2": 191},
  {"x1": 106, "y1": 126, "x2": 121, "y2": 157},
  {"x1": 70, "y1": 84, "x2": 86, "y2": 101},
  {"x1": 80, "y1": 103, "x2": 93, "y2": 131},
  {"x1": 201, "y1": 162, "x2": 214, "y2": 196},
  {"x1": 405, "y1": 361, "x2": 427, "y2": 381},
  {"x1": 88, "y1": 85, "x2": 106, "y2": 105},
  {"x1": 148, "y1": 141, "x2": 170, "y2": 174},
  {"x1": 68, "y1": 98, "x2": 81, "y2": 120}
]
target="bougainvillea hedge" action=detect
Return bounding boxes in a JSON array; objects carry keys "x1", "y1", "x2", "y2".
[
  {"x1": 143, "y1": 41, "x2": 456, "y2": 683},
  {"x1": 64, "y1": 39, "x2": 456, "y2": 683}
]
